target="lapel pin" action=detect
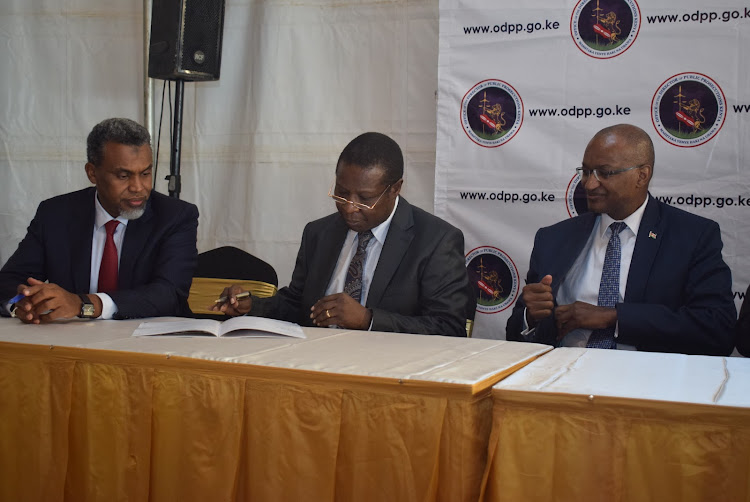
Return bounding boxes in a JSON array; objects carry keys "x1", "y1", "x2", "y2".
[{"x1": 648, "y1": 231, "x2": 657, "y2": 239}]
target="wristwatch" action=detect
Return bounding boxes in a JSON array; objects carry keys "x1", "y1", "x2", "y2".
[{"x1": 78, "y1": 294, "x2": 96, "y2": 319}]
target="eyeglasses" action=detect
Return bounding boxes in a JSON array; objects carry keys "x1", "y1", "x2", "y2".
[
  {"x1": 576, "y1": 165, "x2": 641, "y2": 182},
  {"x1": 328, "y1": 181, "x2": 392, "y2": 210}
]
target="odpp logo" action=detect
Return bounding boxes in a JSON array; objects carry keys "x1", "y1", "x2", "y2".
[
  {"x1": 566, "y1": 172, "x2": 590, "y2": 218},
  {"x1": 571, "y1": 0, "x2": 641, "y2": 59},
  {"x1": 461, "y1": 79, "x2": 524, "y2": 148},
  {"x1": 465, "y1": 246, "x2": 519, "y2": 314},
  {"x1": 651, "y1": 72, "x2": 726, "y2": 148}
]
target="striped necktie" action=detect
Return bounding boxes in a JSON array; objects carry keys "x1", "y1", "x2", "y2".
[{"x1": 343, "y1": 230, "x2": 374, "y2": 303}]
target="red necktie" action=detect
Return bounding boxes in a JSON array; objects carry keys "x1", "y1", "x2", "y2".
[{"x1": 98, "y1": 220, "x2": 120, "y2": 293}]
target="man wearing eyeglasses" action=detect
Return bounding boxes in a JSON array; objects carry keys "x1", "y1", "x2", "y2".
[
  {"x1": 506, "y1": 124, "x2": 735, "y2": 355},
  {"x1": 213, "y1": 132, "x2": 470, "y2": 336}
]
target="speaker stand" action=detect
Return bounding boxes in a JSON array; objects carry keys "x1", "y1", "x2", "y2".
[{"x1": 166, "y1": 79, "x2": 185, "y2": 198}]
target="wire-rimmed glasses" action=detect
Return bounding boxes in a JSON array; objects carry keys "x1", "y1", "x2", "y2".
[
  {"x1": 576, "y1": 165, "x2": 641, "y2": 182},
  {"x1": 328, "y1": 181, "x2": 392, "y2": 210}
]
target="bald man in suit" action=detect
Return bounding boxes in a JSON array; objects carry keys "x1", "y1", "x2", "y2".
[{"x1": 507, "y1": 124, "x2": 735, "y2": 355}]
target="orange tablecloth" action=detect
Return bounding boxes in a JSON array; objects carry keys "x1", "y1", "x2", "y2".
[
  {"x1": 481, "y1": 348, "x2": 750, "y2": 502},
  {"x1": 0, "y1": 318, "x2": 549, "y2": 502}
]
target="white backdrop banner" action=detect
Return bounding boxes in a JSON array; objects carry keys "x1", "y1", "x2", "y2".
[{"x1": 436, "y1": 0, "x2": 750, "y2": 339}]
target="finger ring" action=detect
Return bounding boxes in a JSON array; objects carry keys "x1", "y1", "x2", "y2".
[{"x1": 326, "y1": 309, "x2": 331, "y2": 318}]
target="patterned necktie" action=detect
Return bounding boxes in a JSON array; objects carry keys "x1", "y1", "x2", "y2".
[
  {"x1": 98, "y1": 219, "x2": 120, "y2": 293},
  {"x1": 587, "y1": 221, "x2": 626, "y2": 349},
  {"x1": 344, "y1": 230, "x2": 374, "y2": 303}
]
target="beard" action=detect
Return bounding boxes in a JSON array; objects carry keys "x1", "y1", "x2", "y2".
[{"x1": 120, "y1": 207, "x2": 146, "y2": 220}]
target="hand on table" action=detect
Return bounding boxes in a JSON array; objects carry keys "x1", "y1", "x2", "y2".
[
  {"x1": 13, "y1": 277, "x2": 95, "y2": 323},
  {"x1": 310, "y1": 293, "x2": 371, "y2": 330}
]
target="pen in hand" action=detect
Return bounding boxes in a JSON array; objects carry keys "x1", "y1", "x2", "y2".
[
  {"x1": 214, "y1": 291, "x2": 251, "y2": 304},
  {"x1": 8, "y1": 293, "x2": 28, "y2": 319},
  {"x1": 9, "y1": 293, "x2": 26, "y2": 304}
]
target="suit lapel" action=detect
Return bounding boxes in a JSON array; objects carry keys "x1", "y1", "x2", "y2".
[
  {"x1": 118, "y1": 200, "x2": 155, "y2": 289},
  {"x1": 366, "y1": 198, "x2": 414, "y2": 307},
  {"x1": 550, "y1": 213, "x2": 597, "y2": 294},
  {"x1": 308, "y1": 216, "x2": 349, "y2": 301},
  {"x1": 625, "y1": 195, "x2": 662, "y2": 302},
  {"x1": 70, "y1": 188, "x2": 96, "y2": 292}
]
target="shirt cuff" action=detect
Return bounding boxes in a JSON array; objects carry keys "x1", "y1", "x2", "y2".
[
  {"x1": 95, "y1": 293, "x2": 117, "y2": 320},
  {"x1": 519, "y1": 307, "x2": 536, "y2": 337}
]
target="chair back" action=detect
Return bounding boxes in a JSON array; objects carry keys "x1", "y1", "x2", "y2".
[{"x1": 188, "y1": 246, "x2": 278, "y2": 317}]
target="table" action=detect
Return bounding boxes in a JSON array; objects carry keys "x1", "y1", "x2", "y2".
[
  {"x1": 0, "y1": 318, "x2": 550, "y2": 502},
  {"x1": 481, "y1": 347, "x2": 750, "y2": 502}
]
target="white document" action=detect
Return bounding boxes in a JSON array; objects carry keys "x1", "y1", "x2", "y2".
[{"x1": 132, "y1": 316, "x2": 306, "y2": 339}]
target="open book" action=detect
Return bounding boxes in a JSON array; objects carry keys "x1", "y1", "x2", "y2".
[{"x1": 132, "y1": 316, "x2": 306, "y2": 339}]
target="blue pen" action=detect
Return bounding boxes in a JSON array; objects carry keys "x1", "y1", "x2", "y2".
[{"x1": 9, "y1": 293, "x2": 25, "y2": 304}]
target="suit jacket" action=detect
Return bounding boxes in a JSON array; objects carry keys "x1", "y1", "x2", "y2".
[
  {"x1": 506, "y1": 195, "x2": 736, "y2": 356},
  {"x1": 734, "y1": 284, "x2": 750, "y2": 357},
  {"x1": 251, "y1": 198, "x2": 470, "y2": 337},
  {"x1": 0, "y1": 187, "x2": 199, "y2": 319}
]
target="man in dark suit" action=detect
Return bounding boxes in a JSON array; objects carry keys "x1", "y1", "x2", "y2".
[
  {"x1": 213, "y1": 132, "x2": 470, "y2": 337},
  {"x1": 506, "y1": 124, "x2": 735, "y2": 355},
  {"x1": 0, "y1": 118, "x2": 198, "y2": 322}
]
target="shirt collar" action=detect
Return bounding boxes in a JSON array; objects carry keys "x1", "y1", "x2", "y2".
[
  {"x1": 94, "y1": 191, "x2": 129, "y2": 230},
  {"x1": 346, "y1": 195, "x2": 399, "y2": 245},
  {"x1": 598, "y1": 196, "x2": 649, "y2": 239},
  {"x1": 370, "y1": 195, "x2": 399, "y2": 244}
]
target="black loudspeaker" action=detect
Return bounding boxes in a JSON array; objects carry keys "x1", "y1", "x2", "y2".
[{"x1": 148, "y1": 0, "x2": 226, "y2": 81}]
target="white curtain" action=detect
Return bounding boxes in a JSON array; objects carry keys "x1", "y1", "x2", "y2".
[{"x1": 0, "y1": 0, "x2": 440, "y2": 290}]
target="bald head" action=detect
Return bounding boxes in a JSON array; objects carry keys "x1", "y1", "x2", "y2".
[
  {"x1": 581, "y1": 124, "x2": 654, "y2": 220},
  {"x1": 589, "y1": 124, "x2": 655, "y2": 170}
]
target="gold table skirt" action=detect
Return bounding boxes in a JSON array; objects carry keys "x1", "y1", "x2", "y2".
[
  {"x1": 0, "y1": 341, "x2": 493, "y2": 502},
  {"x1": 481, "y1": 389, "x2": 750, "y2": 502}
]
